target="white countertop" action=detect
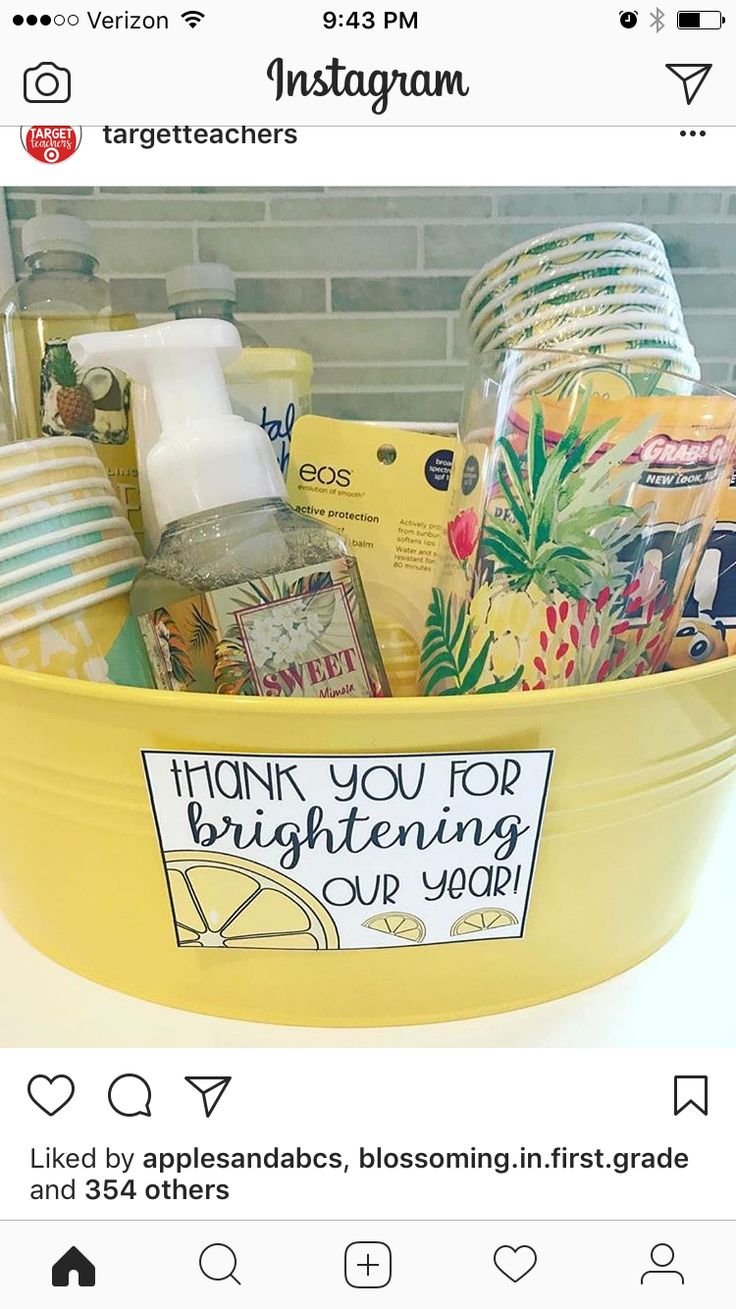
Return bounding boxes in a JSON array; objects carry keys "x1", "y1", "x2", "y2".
[{"x1": 1, "y1": 808, "x2": 733, "y2": 1049}]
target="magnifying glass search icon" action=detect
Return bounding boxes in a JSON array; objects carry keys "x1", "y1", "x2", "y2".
[{"x1": 199, "y1": 1243, "x2": 241, "y2": 1285}]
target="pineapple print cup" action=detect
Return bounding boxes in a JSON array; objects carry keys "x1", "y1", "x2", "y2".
[
  {"x1": 460, "y1": 223, "x2": 697, "y2": 391},
  {"x1": 460, "y1": 223, "x2": 669, "y2": 318},
  {"x1": 422, "y1": 349, "x2": 736, "y2": 696}
]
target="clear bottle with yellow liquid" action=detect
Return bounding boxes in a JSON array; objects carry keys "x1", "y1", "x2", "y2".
[
  {"x1": 0, "y1": 215, "x2": 143, "y2": 544},
  {"x1": 70, "y1": 319, "x2": 390, "y2": 700}
]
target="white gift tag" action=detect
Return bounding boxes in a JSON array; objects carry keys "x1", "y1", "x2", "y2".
[{"x1": 142, "y1": 749, "x2": 553, "y2": 952}]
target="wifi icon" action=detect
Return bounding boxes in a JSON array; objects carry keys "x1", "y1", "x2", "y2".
[{"x1": 181, "y1": 9, "x2": 205, "y2": 27}]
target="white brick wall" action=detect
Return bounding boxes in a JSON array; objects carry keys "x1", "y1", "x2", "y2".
[{"x1": 5, "y1": 187, "x2": 736, "y2": 422}]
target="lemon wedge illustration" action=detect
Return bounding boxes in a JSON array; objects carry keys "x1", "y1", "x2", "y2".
[
  {"x1": 164, "y1": 850, "x2": 339, "y2": 950},
  {"x1": 363, "y1": 912, "x2": 426, "y2": 944},
  {"x1": 450, "y1": 907, "x2": 519, "y2": 936}
]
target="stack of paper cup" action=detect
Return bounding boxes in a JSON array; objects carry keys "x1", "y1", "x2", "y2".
[
  {"x1": 460, "y1": 224, "x2": 699, "y2": 392},
  {"x1": 0, "y1": 437, "x2": 151, "y2": 686}
]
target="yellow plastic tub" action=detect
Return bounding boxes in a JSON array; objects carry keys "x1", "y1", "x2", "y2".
[{"x1": 0, "y1": 655, "x2": 734, "y2": 1027}]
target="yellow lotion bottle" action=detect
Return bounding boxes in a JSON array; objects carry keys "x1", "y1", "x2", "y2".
[
  {"x1": 69, "y1": 320, "x2": 389, "y2": 699},
  {"x1": 0, "y1": 214, "x2": 142, "y2": 542}
]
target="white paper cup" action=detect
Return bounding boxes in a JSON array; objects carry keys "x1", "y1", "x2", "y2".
[
  {"x1": 513, "y1": 339, "x2": 699, "y2": 374},
  {"x1": 0, "y1": 514, "x2": 135, "y2": 570},
  {"x1": 469, "y1": 270, "x2": 685, "y2": 331},
  {"x1": 460, "y1": 223, "x2": 668, "y2": 310},
  {"x1": 477, "y1": 305, "x2": 688, "y2": 356},
  {"x1": 0, "y1": 476, "x2": 114, "y2": 518},
  {"x1": 467, "y1": 237, "x2": 671, "y2": 304},
  {"x1": 0, "y1": 477, "x2": 123, "y2": 525},
  {"x1": 0, "y1": 534, "x2": 139, "y2": 591},
  {"x1": 476, "y1": 291, "x2": 688, "y2": 337},
  {"x1": 471, "y1": 283, "x2": 687, "y2": 343},
  {"x1": 475, "y1": 312, "x2": 694, "y2": 358},
  {"x1": 0, "y1": 495, "x2": 124, "y2": 541},
  {"x1": 467, "y1": 283, "x2": 687, "y2": 357},
  {"x1": 0, "y1": 579, "x2": 138, "y2": 645},
  {"x1": 0, "y1": 455, "x2": 105, "y2": 491},
  {"x1": 0, "y1": 435, "x2": 105, "y2": 467},
  {"x1": 0, "y1": 555, "x2": 143, "y2": 616},
  {"x1": 513, "y1": 348, "x2": 701, "y2": 398},
  {"x1": 465, "y1": 254, "x2": 678, "y2": 326},
  {"x1": 463, "y1": 246, "x2": 674, "y2": 321}
]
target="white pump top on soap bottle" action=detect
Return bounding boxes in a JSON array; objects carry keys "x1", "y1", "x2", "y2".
[
  {"x1": 70, "y1": 319, "x2": 390, "y2": 701},
  {"x1": 69, "y1": 319, "x2": 286, "y2": 529}
]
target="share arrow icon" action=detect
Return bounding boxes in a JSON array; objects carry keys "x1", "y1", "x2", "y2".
[
  {"x1": 184, "y1": 1076, "x2": 232, "y2": 1117},
  {"x1": 666, "y1": 63, "x2": 713, "y2": 105}
]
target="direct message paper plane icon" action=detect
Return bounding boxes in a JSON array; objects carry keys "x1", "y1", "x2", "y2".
[
  {"x1": 185, "y1": 1075, "x2": 231, "y2": 1117},
  {"x1": 666, "y1": 62, "x2": 713, "y2": 104}
]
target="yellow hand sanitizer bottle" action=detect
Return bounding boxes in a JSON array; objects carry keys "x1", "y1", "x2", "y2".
[
  {"x1": 69, "y1": 319, "x2": 390, "y2": 699},
  {"x1": 0, "y1": 215, "x2": 143, "y2": 543}
]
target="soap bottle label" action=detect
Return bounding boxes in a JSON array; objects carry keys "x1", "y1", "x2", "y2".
[
  {"x1": 41, "y1": 339, "x2": 131, "y2": 444},
  {"x1": 40, "y1": 339, "x2": 143, "y2": 546},
  {"x1": 138, "y1": 557, "x2": 384, "y2": 699}
]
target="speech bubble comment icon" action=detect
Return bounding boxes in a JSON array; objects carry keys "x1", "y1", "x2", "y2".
[{"x1": 108, "y1": 1074, "x2": 152, "y2": 1118}]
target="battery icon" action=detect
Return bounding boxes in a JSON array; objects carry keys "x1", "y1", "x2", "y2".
[{"x1": 677, "y1": 10, "x2": 726, "y2": 26}]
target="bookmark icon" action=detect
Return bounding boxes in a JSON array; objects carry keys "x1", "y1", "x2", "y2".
[{"x1": 184, "y1": 1076, "x2": 232, "y2": 1118}]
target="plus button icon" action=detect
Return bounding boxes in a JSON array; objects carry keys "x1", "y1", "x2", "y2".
[
  {"x1": 344, "y1": 1242, "x2": 393, "y2": 1289},
  {"x1": 358, "y1": 1253, "x2": 380, "y2": 1278}
]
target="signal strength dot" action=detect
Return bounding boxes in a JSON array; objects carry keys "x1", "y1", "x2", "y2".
[{"x1": 181, "y1": 9, "x2": 205, "y2": 27}]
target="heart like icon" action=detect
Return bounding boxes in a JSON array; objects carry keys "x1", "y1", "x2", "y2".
[
  {"x1": 27, "y1": 1074, "x2": 75, "y2": 1117},
  {"x1": 493, "y1": 1244, "x2": 538, "y2": 1282}
]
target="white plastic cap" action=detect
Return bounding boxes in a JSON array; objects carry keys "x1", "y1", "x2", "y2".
[
  {"x1": 22, "y1": 214, "x2": 95, "y2": 259},
  {"x1": 166, "y1": 262, "x2": 237, "y2": 307},
  {"x1": 68, "y1": 319, "x2": 285, "y2": 528}
]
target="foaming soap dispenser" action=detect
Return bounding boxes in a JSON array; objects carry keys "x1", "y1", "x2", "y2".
[{"x1": 69, "y1": 319, "x2": 389, "y2": 699}]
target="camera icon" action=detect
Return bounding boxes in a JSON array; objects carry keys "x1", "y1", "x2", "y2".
[{"x1": 23, "y1": 62, "x2": 71, "y2": 104}]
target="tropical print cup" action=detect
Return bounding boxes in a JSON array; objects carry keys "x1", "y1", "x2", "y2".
[
  {"x1": 460, "y1": 223, "x2": 698, "y2": 394},
  {"x1": 422, "y1": 350, "x2": 736, "y2": 696}
]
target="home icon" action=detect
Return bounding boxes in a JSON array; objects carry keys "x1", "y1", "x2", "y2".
[{"x1": 51, "y1": 1246, "x2": 96, "y2": 1287}]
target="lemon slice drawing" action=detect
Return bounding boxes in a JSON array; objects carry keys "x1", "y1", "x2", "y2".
[
  {"x1": 363, "y1": 912, "x2": 426, "y2": 944},
  {"x1": 164, "y1": 850, "x2": 339, "y2": 951},
  {"x1": 450, "y1": 907, "x2": 518, "y2": 936}
]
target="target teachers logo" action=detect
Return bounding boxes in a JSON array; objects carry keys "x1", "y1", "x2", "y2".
[{"x1": 21, "y1": 125, "x2": 82, "y2": 164}]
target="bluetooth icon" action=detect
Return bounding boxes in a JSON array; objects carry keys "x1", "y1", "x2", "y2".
[{"x1": 651, "y1": 6, "x2": 665, "y2": 30}]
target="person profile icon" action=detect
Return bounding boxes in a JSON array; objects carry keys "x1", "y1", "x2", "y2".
[{"x1": 641, "y1": 1243, "x2": 685, "y2": 1285}]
